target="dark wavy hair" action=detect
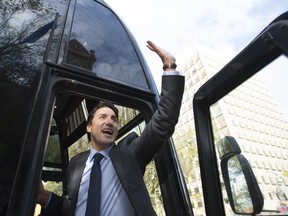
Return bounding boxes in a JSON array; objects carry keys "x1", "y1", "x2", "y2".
[{"x1": 86, "y1": 101, "x2": 119, "y2": 141}]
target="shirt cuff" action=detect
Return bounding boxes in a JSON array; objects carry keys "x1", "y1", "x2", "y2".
[{"x1": 163, "y1": 71, "x2": 180, "y2": 76}]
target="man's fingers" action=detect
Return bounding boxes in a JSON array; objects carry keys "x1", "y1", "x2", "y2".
[
  {"x1": 146, "y1": 40, "x2": 158, "y2": 52},
  {"x1": 146, "y1": 40, "x2": 176, "y2": 66},
  {"x1": 147, "y1": 40, "x2": 165, "y2": 56}
]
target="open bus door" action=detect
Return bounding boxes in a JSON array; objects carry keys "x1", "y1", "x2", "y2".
[
  {"x1": 193, "y1": 11, "x2": 288, "y2": 215},
  {"x1": 0, "y1": 1, "x2": 192, "y2": 215}
]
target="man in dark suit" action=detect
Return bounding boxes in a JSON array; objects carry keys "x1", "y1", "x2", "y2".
[{"x1": 37, "y1": 41, "x2": 185, "y2": 216}]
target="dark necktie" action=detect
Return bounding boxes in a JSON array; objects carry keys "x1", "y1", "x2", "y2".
[{"x1": 85, "y1": 153, "x2": 104, "y2": 216}]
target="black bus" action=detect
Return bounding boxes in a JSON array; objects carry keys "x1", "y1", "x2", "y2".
[{"x1": 0, "y1": 0, "x2": 287, "y2": 215}]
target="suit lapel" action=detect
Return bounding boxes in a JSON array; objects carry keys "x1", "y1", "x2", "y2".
[
  {"x1": 109, "y1": 132, "x2": 138, "y2": 196},
  {"x1": 110, "y1": 146, "x2": 129, "y2": 191}
]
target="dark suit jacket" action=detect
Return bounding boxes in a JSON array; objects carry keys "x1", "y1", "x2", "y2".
[{"x1": 42, "y1": 75, "x2": 185, "y2": 216}]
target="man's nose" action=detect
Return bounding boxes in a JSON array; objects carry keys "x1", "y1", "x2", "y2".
[{"x1": 105, "y1": 117, "x2": 114, "y2": 125}]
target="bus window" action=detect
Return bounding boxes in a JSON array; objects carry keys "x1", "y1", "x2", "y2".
[
  {"x1": 42, "y1": 118, "x2": 66, "y2": 201},
  {"x1": 45, "y1": 119, "x2": 62, "y2": 165},
  {"x1": 0, "y1": 66, "x2": 40, "y2": 215},
  {"x1": 58, "y1": 0, "x2": 150, "y2": 90}
]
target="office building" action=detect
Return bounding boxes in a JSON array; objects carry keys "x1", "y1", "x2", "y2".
[{"x1": 173, "y1": 43, "x2": 288, "y2": 215}]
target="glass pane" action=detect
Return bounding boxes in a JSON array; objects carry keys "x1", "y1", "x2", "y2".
[
  {"x1": 62, "y1": 0, "x2": 149, "y2": 89},
  {"x1": 44, "y1": 119, "x2": 62, "y2": 164},
  {"x1": 0, "y1": 63, "x2": 39, "y2": 212},
  {"x1": 210, "y1": 56, "x2": 288, "y2": 215},
  {"x1": 0, "y1": 1, "x2": 59, "y2": 69}
]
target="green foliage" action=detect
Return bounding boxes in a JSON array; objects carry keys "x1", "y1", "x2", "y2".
[
  {"x1": 173, "y1": 129, "x2": 209, "y2": 213},
  {"x1": 117, "y1": 106, "x2": 139, "y2": 128},
  {"x1": 68, "y1": 136, "x2": 90, "y2": 159},
  {"x1": 44, "y1": 181, "x2": 63, "y2": 196},
  {"x1": 43, "y1": 136, "x2": 90, "y2": 197},
  {"x1": 173, "y1": 130, "x2": 198, "y2": 177},
  {"x1": 144, "y1": 161, "x2": 164, "y2": 215},
  {"x1": 44, "y1": 134, "x2": 61, "y2": 163}
]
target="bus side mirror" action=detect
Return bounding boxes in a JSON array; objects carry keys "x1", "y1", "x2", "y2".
[{"x1": 218, "y1": 136, "x2": 264, "y2": 215}]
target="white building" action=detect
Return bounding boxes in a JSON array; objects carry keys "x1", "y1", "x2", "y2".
[{"x1": 173, "y1": 43, "x2": 288, "y2": 215}]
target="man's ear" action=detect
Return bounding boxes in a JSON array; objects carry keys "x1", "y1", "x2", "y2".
[{"x1": 86, "y1": 124, "x2": 91, "y2": 133}]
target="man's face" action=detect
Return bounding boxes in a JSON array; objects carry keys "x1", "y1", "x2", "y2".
[{"x1": 87, "y1": 107, "x2": 119, "y2": 151}]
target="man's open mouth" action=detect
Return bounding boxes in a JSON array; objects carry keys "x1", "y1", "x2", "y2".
[{"x1": 102, "y1": 129, "x2": 113, "y2": 135}]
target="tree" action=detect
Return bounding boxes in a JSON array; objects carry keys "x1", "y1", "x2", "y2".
[
  {"x1": 68, "y1": 136, "x2": 90, "y2": 159},
  {"x1": 173, "y1": 130, "x2": 199, "y2": 183}
]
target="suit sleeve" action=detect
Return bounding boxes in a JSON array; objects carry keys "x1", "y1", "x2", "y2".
[
  {"x1": 40, "y1": 193, "x2": 65, "y2": 216},
  {"x1": 133, "y1": 75, "x2": 185, "y2": 166}
]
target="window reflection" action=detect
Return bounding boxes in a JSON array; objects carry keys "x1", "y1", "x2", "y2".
[
  {"x1": 228, "y1": 156, "x2": 253, "y2": 213},
  {"x1": 66, "y1": 39, "x2": 96, "y2": 70},
  {"x1": 63, "y1": 0, "x2": 149, "y2": 89}
]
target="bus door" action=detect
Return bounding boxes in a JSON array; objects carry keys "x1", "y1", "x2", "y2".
[
  {"x1": 0, "y1": 0, "x2": 192, "y2": 215},
  {"x1": 193, "y1": 12, "x2": 288, "y2": 215}
]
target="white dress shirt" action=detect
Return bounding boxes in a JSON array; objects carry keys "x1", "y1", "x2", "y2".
[{"x1": 75, "y1": 145, "x2": 135, "y2": 216}]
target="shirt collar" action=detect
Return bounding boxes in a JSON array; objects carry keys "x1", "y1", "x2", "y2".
[{"x1": 88, "y1": 144, "x2": 114, "y2": 162}]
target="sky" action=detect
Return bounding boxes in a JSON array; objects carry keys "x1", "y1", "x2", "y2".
[{"x1": 104, "y1": 0, "x2": 288, "y2": 116}]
